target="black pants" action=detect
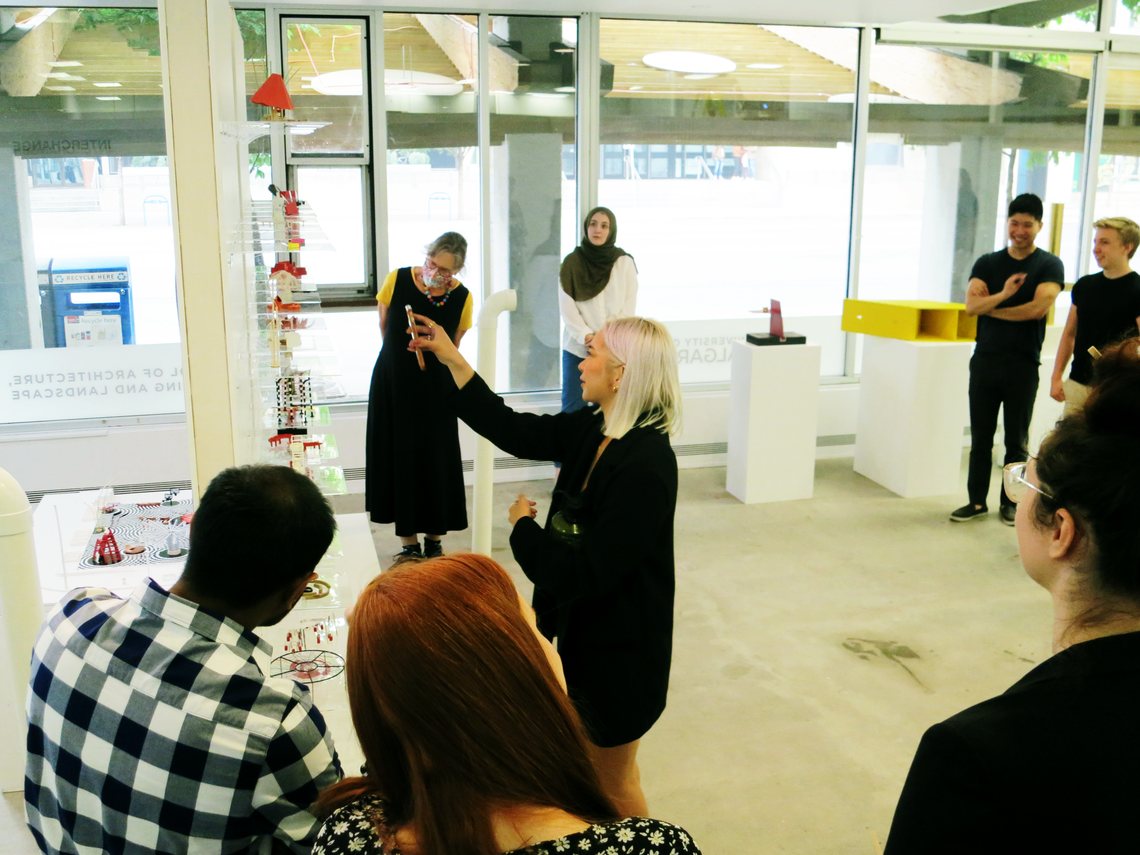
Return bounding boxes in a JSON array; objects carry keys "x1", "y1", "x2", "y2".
[{"x1": 967, "y1": 353, "x2": 1039, "y2": 508}]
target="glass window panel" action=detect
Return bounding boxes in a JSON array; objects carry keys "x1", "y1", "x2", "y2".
[
  {"x1": 1112, "y1": 0, "x2": 1140, "y2": 32},
  {"x1": 488, "y1": 15, "x2": 578, "y2": 393},
  {"x1": 236, "y1": 10, "x2": 272, "y2": 200},
  {"x1": 383, "y1": 12, "x2": 480, "y2": 299},
  {"x1": 941, "y1": 2, "x2": 1098, "y2": 30},
  {"x1": 294, "y1": 166, "x2": 366, "y2": 286},
  {"x1": 284, "y1": 19, "x2": 369, "y2": 156},
  {"x1": 380, "y1": 13, "x2": 481, "y2": 394},
  {"x1": 0, "y1": 7, "x2": 184, "y2": 424},
  {"x1": 859, "y1": 47, "x2": 1092, "y2": 306},
  {"x1": 599, "y1": 20, "x2": 856, "y2": 377},
  {"x1": 1092, "y1": 52, "x2": 1140, "y2": 278}
]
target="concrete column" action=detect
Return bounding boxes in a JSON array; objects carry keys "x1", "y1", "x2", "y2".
[
  {"x1": 953, "y1": 135, "x2": 1003, "y2": 302},
  {"x1": 0, "y1": 148, "x2": 34, "y2": 350},
  {"x1": 916, "y1": 143, "x2": 960, "y2": 302},
  {"x1": 506, "y1": 132, "x2": 563, "y2": 390},
  {"x1": 157, "y1": 0, "x2": 247, "y2": 496}
]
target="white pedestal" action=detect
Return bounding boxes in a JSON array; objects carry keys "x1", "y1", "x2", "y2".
[
  {"x1": 854, "y1": 337, "x2": 973, "y2": 498},
  {"x1": 727, "y1": 341, "x2": 821, "y2": 504}
]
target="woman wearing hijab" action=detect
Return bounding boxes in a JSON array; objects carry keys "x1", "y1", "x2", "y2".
[{"x1": 559, "y1": 207, "x2": 638, "y2": 413}]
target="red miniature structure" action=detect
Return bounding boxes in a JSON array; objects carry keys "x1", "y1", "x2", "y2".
[
  {"x1": 769, "y1": 299, "x2": 785, "y2": 341},
  {"x1": 250, "y1": 73, "x2": 294, "y2": 118},
  {"x1": 268, "y1": 296, "x2": 302, "y2": 313},
  {"x1": 93, "y1": 531, "x2": 122, "y2": 565},
  {"x1": 270, "y1": 261, "x2": 307, "y2": 278},
  {"x1": 280, "y1": 190, "x2": 300, "y2": 217}
]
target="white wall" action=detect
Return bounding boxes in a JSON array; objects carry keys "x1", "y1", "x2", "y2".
[
  {"x1": 0, "y1": 383, "x2": 860, "y2": 496},
  {"x1": 1, "y1": 316, "x2": 1072, "y2": 498}
]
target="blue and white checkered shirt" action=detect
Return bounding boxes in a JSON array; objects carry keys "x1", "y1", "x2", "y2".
[{"x1": 25, "y1": 578, "x2": 342, "y2": 855}]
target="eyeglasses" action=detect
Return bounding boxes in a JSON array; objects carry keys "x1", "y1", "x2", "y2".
[{"x1": 1002, "y1": 461, "x2": 1053, "y2": 504}]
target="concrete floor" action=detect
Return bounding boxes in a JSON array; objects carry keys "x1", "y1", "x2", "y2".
[
  {"x1": 359, "y1": 455, "x2": 1052, "y2": 855},
  {"x1": 1, "y1": 454, "x2": 1051, "y2": 854}
]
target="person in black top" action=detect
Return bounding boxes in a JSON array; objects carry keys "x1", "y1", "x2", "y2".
[
  {"x1": 886, "y1": 338, "x2": 1140, "y2": 855},
  {"x1": 366, "y1": 232, "x2": 475, "y2": 563},
  {"x1": 409, "y1": 314, "x2": 681, "y2": 819},
  {"x1": 1050, "y1": 216, "x2": 1140, "y2": 415},
  {"x1": 950, "y1": 194, "x2": 1063, "y2": 527}
]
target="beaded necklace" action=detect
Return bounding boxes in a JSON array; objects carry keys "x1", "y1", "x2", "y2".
[{"x1": 417, "y1": 268, "x2": 453, "y2": 307}]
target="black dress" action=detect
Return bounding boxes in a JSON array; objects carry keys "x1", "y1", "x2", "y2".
[
  {"x1": 365, "y1": 268, "x2": 469, "y2": 537},
  {"x1": 885, "y1": 630, "x2": 1140, "y2": 854},
  {"x1": 454, "y1": 374, "x2": 678, "y2": 747},
  {"x1": 313, "y1": 794, "x2": 702, "y2": 854}
]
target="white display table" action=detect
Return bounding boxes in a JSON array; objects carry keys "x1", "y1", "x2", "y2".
[
  {"x1": 259, "y1": 512, "x2": 379, "y2": 778},
  {"x1": 23, "y1": 500, "x2": 379, "y2": 786},
  {"x1": 854, "y1": 337, "x2": 973, "y2": 498},
  {"x1": 727, "y1": 340, "x2": 821, "y2": 504}
]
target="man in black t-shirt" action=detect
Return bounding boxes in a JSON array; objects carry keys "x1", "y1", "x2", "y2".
[
  {"x1": 950, "y1": 194, "x2": 1063, "y2": 526},
  {"x1": 1050, "y1": 216, "x2": 1140, "y2": 415}
]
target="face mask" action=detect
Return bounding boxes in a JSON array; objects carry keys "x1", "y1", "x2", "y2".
[{"x1": 423, "y1": 261, "x2": 453, "y2": 291}]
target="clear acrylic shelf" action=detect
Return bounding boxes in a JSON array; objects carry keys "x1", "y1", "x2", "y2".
[{"x1": 220, "y1": 120, "x2": 332, "y2": 144}]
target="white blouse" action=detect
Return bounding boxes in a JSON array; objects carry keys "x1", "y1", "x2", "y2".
[{"x1": 559, "y1": 255, "x2": 639, "y2": 358}]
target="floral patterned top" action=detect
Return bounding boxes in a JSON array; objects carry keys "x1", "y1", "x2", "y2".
[{"x1": 313, "y1": 795, "x2": 702, "y2": 855}]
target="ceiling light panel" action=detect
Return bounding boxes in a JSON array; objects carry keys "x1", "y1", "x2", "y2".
[{"x1": 642, "y1": 51, "x2": 736, "y2": 75}]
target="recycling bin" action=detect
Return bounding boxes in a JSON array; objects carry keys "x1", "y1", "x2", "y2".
[{"x1": 41, "y1": 257, "x2": 134, "y2": 348}]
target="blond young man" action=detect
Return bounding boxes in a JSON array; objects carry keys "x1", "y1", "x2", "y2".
[{"x1": 1050, "y1": 217, "x2": 1140, "y2": 415}]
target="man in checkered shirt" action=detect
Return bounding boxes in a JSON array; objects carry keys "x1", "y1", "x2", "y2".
[{"x1": 26, "y1": 465, "x2": 344, "y2": 854}]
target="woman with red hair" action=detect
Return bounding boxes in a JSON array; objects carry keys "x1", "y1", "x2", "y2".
[{"x1": 312, "y1": 555, "x2": 700, "y2": 855}]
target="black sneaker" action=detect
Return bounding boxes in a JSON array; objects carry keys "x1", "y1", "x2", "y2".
[
  {"x1": 999, "y1": 504, "x2": 1017, "y2": 526},
  {"x1": 950, "y1": 503, "x2": 987, "y2": 522},
  {"x1": 392, "y1": 543, "x2": 422, "y2": 565},
  {"x1": 424, "y1": 538, "x2": 443, "y2": 559}
]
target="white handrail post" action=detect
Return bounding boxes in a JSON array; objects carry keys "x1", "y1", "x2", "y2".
[
  {"x1": 472, "y1": 290, "x2": 518, "y2": 554},
  {"x1": 0, "y1": 467, "x2": 41, "y2": 792}
]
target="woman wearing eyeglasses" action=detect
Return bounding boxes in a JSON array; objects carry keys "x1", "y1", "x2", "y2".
[
  {"x1": 408, "y1": 314, "x2": 680, "y2": 819},
  {"x1": 366, "y1": 232, "x2": 474, "y2": 563},
  {"x1": 885, "y1": 337, "x2": 1140, "y2": 854}
]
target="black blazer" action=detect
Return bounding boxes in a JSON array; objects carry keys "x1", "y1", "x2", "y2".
[
  {"x1": 885, "y1": 630, "x2": 1140, "y2": 854},
  {"x1": 454, "y1": 374, "x2": 678, "y2": 747}
]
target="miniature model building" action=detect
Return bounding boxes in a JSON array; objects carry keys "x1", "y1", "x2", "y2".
[
  {"x1": 78, "y1": 491, "x2": 194, "y2": 570},
  {"x1": 250, "y1": 73, "x2": 294, "y2": 120},
  {"x1": 236, "y1": 185, "x2": 346, "y2": 495},
  {"x1": 272, "y1": 616, "x2": 344, "y2": 685}
]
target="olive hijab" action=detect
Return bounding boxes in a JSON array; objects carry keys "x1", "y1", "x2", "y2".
[{"x1": 560, "y1": 206, "x2": 629, "y2": 303}]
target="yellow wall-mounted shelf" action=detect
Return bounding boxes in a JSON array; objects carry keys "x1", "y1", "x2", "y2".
[{"x1": 842, "y1": 299, "x2": 977, "y2": 343}]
